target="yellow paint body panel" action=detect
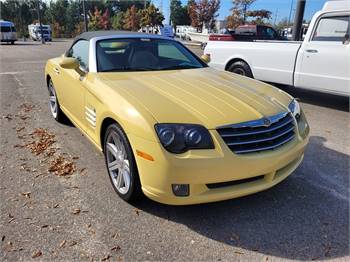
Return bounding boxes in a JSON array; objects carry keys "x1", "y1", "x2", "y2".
[{"x1": 45, "y1": 60, "x2": 309, "y2": 205}]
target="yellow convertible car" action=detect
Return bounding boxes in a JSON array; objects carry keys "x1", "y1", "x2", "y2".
[{"x1": 45, "y1": 31, "x2": 309, "y2": 205}]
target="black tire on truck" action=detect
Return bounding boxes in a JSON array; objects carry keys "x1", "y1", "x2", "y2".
[{"x1": 227, "y1": 61, "x2": 253, "y2": 78}]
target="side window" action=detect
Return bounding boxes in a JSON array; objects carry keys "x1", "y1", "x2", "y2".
[
  {"x1": 158, "y1": 42, "x2": 189, "y2": 62},
  {"x1": 67, "y1": 40, "x2": 89, "y2": 70},
  {"x1": 312, "y1": 16, "x2": 349, "y2": 42}
]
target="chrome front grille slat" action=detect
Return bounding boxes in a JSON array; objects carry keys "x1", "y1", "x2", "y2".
[
  {"x1": 220, "y1": 116, "x2": 294, "y2": 137},
  {"x1": 217, "y1": 112, "x2": 296, "y2": 154}
]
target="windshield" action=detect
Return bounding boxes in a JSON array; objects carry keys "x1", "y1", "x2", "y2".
[
  {"x1": 96, "y1": 38, "x2": 206, "y2": 72},
  {"x1": 0, "y1": 26, "x2": 11, "y2": 32}
]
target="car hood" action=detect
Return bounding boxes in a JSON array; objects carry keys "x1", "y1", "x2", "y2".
[{"x1": 98, "y1": 68, "x2": 292, "y2": 129}]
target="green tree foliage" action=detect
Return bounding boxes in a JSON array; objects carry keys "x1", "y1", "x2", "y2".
[
  {"x1": 139, "y1": 4, "x2": 164, "y2": 28},
  {"x1": 111, "y1": 12, "x2": 125, "y2": 30},
  {"x1": 170, "y1": 0, "x2": 190, "y2": 29}
]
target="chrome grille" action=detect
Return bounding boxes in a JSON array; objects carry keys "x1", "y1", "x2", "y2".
[{"x1": 217, "y1": 112, "x2": 295, "y2": 154}]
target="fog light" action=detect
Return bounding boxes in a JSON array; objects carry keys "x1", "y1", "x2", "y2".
[{"x1": 172, "y1": 184, "x2": 189, "y2": 197}]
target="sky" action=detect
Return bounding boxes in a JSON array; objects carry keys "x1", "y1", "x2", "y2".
[{"x1": 153, "y1": 0, "x2": 329, "y2": 25}]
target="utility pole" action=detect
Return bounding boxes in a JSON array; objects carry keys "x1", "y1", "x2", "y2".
[
  {"x1": 36, "y1": 0, "x2": 45, "y2": 44},
  {"x1": 82, "y1": 0, "x2": 88, "y2": 32},
  {"x1": 292, "y1": 0, "x2": 306, "y2": 41}
]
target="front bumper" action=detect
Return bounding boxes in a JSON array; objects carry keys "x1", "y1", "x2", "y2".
[{"x1": 129, "y1": 121, "x2": 309, "y2": 205}]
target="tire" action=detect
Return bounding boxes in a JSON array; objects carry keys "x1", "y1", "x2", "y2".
[
  {"x1": 227, "y1": 61, "x2": 253, "y2": 78},
  {"x1": 103, "y1": 123, "x2": 142, "y2": 202},
  {"x1": 47, "y1": 78, "x2": 66, "y2": 123}
]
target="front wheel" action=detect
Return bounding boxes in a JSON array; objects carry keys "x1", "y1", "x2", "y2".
[
  {"x1": 104, "y1": 123, "x2": 142, "y2": 202},
  {"x1": 48, "y1": 79, "x2": 66, "y2": 123},
  {"x1": 227, "y1": 61, "x2": 253, "y2": 78}
]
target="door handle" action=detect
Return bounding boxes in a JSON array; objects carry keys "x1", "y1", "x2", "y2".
[
  {"x1": 54, "y1": 68, "x2": 60, "y2": 74},
  {"x1": 305, "y1": 49, "x2": 318, "y2": 53}
]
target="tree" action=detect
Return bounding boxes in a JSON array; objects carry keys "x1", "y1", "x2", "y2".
[
  {"x1": 170, "y1": 0, "x2": 190, "y2": 30},
  {"x1": 187, "y1": 0, "x2": 220, "y2": 31},
  {"x1": 123, "y1": 5, "x2": 140, "y2": 31},
  {"x1": 246, "y1": 9, "x2": 271, "y2": 25},
  {"x1": 188, "y1": 0, "x2": 199, "y2": 28},
  {"x1": 139, "y1": 4, "x2": 164, "y2": 28},
  {"x1": 226, "y1": 9, "x2": 242, "y2": 29},
  {"x1": 231, "y1": 0, "x2": 256, "y2": 24},
  {"x1": 88, "y1": 7, "x2": 111, "y2": 31},
  {"x1": 111, "y1": 12, "x2": 125, "y2": 30}
]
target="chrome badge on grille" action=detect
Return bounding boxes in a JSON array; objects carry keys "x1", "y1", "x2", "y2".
[{"x1": 262, "y1": 118, "x2": 271, "y2": 127}]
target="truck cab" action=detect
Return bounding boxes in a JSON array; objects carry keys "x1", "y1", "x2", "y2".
[{"x1": 0, "y1": 20, "x2": 17, "y2": 44}]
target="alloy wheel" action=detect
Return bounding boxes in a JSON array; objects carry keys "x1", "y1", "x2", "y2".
[{"x1": 106, "y1": 130, "x2": 131, "y2": 195}]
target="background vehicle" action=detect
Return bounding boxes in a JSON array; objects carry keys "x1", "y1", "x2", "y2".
[
  {"x1": 28, "y1": 23, "x2": 52, "y2": 41},
  {"x1": 0, "y1": 20, "x2": 17, "y2": 44},
  {"x1": 209, "y1": 25, "x2": 285, "y2": 41},
  {"x1": 205, "y1": 1, "x2": 350, "y2": 96}
]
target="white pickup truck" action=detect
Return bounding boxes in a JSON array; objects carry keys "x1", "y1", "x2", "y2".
[{"x1": 205, "y1": 0, "x2": 350, "y2": 96}]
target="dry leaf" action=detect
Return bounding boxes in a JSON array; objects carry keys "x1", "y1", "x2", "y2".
[
  {"x1": 111, "y1": 246, "x2": 121, "y2": 251},
  {"x1": 32, "y1": 250, "x2": 42, "y2": 258},
  {"x1": 3, "y1": 114, "x2": 13, "y2": 121},
  {"x1": 59, "y1": 240, "x2": 66, "y2": 248},
  {"x1": 69, "y1": 240, "x2": 77, "y2": 247},
  {"x1": 101, "y1": 254, "x2": 111, "y2": 261},
  {"x1": 134, "y1": 209, "x2": 140, "y2": 216},
  {"x1": 72, "y1": 208, "x2": 80, "y2": 215},
  {"x1": 21, "y1": 192, "x2": 31, "y2": 198},
  {"x1": 48, "y1": 156, "x2": 76, "y2": 176}
]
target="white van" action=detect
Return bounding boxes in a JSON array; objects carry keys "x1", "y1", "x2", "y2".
[{"x1": 0, "y1": 20, "x2": 17, "y2": 44}]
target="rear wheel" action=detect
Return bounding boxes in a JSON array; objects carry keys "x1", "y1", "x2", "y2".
[
  {"x1": 227, "y1": 61, "x2": 253, "y2": 78},
  {"x1": 48, "y1": 79, "x2": 66, "y2": 123},
  {"x1": 104, "y1": 123, "x2": 142, "y2": 202}
]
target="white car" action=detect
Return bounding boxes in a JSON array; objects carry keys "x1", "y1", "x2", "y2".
[{"x1": 205, "y1": 0, "x2": 350, "y2": 96}]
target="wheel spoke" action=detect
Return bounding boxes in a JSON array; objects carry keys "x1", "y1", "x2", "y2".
[
  {"x1": 50, "y1": 96, "x2": 56, "y2": 103},
  {"x1": 108, "y1": 159, "x2": 120, "y2": 172},
  {"x1": 116, "y1": 172, "x2": 123, "y2": 188},
  {"x1": 106, "y1": 142, "x2": 119, "y2": 159}
]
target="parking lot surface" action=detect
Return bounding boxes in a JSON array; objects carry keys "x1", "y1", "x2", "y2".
[{"x1": 0, "y1": 40, "x2": 349, "y2": 261}]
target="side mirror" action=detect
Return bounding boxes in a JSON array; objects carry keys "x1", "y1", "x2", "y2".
[
  {"x1": 343, "y1": 34, "x2": 349, "y2": 45},
  {"x1": 201, "y1": 54, "x2": 211, "y2": 64},
  {"x1": 59, "y1": 57, "x2": 79, "y2": 70}
]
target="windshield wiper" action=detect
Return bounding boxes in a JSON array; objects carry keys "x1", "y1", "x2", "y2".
[
  {"x1": 160, "y1": 65, "x2": 201, "y2": 70},
  {"x1": 100, "y1": 67, "x2": 156, "y2": 72}
]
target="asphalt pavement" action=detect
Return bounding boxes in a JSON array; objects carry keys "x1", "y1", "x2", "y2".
[{"x1": 0, "y1": 40, "x2": 349, "y2": 261}]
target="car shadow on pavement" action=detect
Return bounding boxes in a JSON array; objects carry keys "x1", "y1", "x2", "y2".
[
  {"x1": 134, "y1": 136, "x2": 349, "y2": 260},
  {"x1": 276, "y1": 85, "x2": 349, "y2": 112}
]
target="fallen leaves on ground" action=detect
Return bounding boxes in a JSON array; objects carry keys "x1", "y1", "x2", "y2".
[
  {"x1": 31, "y1": 250, "x2": 42, "y2": 258},
  {"x1": 25, "y1": 128, "x2": 56, "y2": 155},
  {"x1": 48, "y1": 155, "x2": 76, "y2": 176},
  {"x1": 20, "y1": 103, "x2": 35, "y2": 113}
]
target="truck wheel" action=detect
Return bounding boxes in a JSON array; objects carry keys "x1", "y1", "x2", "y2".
[{"x1": 228, "y1": 61, "x2": 253, "y2": 78}]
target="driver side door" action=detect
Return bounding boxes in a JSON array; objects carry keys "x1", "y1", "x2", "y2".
[{"x1": 59, "y1": 40, "x2": 89, "y2": 129}]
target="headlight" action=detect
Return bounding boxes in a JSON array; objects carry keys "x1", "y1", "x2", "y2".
[
  {"x1": 288, "y1": 99, "x2": 301, "y2": 120},
  {"x1": 155, "y1": 124, "x2": 214, "y2": 154}
]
